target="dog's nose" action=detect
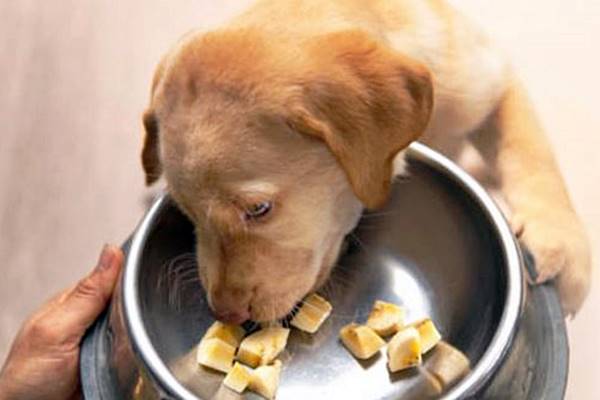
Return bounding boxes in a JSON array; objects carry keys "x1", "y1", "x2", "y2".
[
  {"x1": 213, "y1": 309, "x2": 250, "y2": 325},
  {"x1": 209, "y1": 286, "x2": 251, "y2": 324}
]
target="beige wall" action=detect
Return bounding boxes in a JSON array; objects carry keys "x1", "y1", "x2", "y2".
[
  {"x1": 450, "y1": 1, "x2": 600, "y2": 398},
  {"x1": 0, "y1": 1, "x2": 597, "y2": 398}
]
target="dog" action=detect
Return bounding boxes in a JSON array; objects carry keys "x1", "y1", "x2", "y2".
[{"x1": 140, "y1": 0, "x2": 591, "y2": 323}]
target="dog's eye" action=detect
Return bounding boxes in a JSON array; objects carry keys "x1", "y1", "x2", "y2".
[{"x1": 245, "y1": 201, "x2": 272, "y2": 220}]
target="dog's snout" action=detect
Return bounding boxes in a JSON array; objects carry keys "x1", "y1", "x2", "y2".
[
  {"x1": 209, "y1": 286, "x2": 251, "y2": 324},
  {"x1": 213, "y1": 310, "x2": 250, "y2": 325}
]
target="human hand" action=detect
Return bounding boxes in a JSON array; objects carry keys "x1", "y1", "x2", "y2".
[{"x1": 0, "y1": 245, "x2": 123, "y2": 400}]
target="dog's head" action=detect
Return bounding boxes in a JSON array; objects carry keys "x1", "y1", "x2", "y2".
[{"x1": 141, "y1": 29, "x2": 433, "y2": 323}]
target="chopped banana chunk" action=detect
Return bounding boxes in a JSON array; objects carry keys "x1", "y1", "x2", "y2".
[
  {"x1": 366, "y1": 300, "x2": 406, "y2": 336},
  {"x1": 237, "y1": 327, "x2": 290, "y2": 367},
  {"x1": 409, "y1": 319, "x2": 442, "y2": 354},
  {"x1": 424, "y1": 341, "x2": 470, "y2": 389},
  {"x1": 387, "y1": 327, "x2": 422, "y2": 372},
  {"x1": 196, "y1": 338, "x2": 235, "y2": 373},
  {"x1": 290, "y1": 293, "x2": 332, "y2": 333},
  {"x1": 203, "y1": 321, "x2": 246, "y2": 348},
  {"x1": 223, "y1": 362, "x2": 252, "y2": 393},
  {"x1": 248, "y1": 360, "x2": 282, "y2": 400},
  {"x1": 339, "y1": 323, "x2": 386, "y2": 360}
]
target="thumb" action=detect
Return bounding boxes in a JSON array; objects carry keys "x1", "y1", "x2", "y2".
[{"x1": 56, "y1": 245, "x2": 124, "y2": 337}]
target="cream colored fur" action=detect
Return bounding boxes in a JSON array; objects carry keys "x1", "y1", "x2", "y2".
[{"x1": 142, "y1": 0, "x2": 591, "y2": 321}]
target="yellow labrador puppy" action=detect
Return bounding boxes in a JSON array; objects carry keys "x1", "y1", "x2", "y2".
[{"x1": 141, "y1": 0, "x2": 590, "y2": 322}]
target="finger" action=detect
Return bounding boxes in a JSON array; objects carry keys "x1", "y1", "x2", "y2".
[{"x1": 53, "y1": 245, "x2": 124, "y2": 338}]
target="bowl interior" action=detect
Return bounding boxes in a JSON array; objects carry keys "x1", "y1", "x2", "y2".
[{"x1": 135, "y1": 160, "x2": 508, "y2": 400}]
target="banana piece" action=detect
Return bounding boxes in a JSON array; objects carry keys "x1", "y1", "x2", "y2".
[
  {"x1": 387, "y1": 326, "x2": 422, "y2": 372},
  {"x1": 237, "y1": 327, "x2": 290, "y2": 367},
  {"x1": 409, "y1": 319, "x2": 442, "y2": 354},
  {"x1": 290, "y1": 293, "x2": 332, "y2": 333},
  {"x1": 202, "y1": 321, "x2": 245, "y2": 348},
  {"x1": 366, "y1": 300, "x2": 406, "y2": 336},
  {"x1": 196, "y1": 338, "x2": 236, "y2": 373},
  {"x1": 339, "y1": 323, "x2": 386, "y2": 360},
  {"x1": 223, "y1": 362, "x2": 253, "y2": 393},
  {"x1": 248, "y1": 360, "x2": 282, "y2": 400},
  {"x1": 424, "y1": 341, "x2": 470, "y2": 389}
]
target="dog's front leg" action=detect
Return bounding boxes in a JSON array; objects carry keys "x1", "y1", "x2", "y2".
[{"x1": 471, "y1": 76, "x2": 591, "y2": 316}]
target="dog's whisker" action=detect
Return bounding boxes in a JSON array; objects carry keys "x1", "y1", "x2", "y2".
[
  {"x1": 159, "y1": 258, "x2": 194, "y2": 291},
  {"x1": 176, "y1": 277, "x2": 201, "y2": 290},
  {"x1": 175, "y1": 267, "x2": 200, "y2": 279},
  {"x1": 162, "y1": 258, "x2": 197, "y2": 280},
  {"x1": 156, "y1": 251, "x2": 201, "y2": 310},
  {"x1": 179, "y1": 271, "x2": 201, "y2": 281}
]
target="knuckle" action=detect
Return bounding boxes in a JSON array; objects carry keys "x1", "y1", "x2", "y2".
[
  {"x1": 24, "y1": 318, "x2": 60, "y2": 343},
  {"x1": 74, "y1": 275, "x2": 104, "y2": 301}
]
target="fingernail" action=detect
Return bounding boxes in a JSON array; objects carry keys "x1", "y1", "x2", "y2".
[{"x1": 96, "y1": 244, "x2": 116, "y2": 271}]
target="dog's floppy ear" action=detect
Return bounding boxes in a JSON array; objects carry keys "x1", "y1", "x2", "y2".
[
  {"x1": 141, "y1": 109, "x2": 162, "y2": 185},
  {"x1": 288, "y1": 30, "x2": 433, "y2": 209},
  {"x1": 141, "y1": 58, "x2": 168, "y2": 186}
]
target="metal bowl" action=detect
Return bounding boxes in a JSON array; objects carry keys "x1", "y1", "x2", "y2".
[{"x1": 81, "y1": 143, "x2": 548, "y2": 399}]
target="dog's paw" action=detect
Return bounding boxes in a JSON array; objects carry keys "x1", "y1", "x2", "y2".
[{"x1": 514, "y1": 211, "x2": 591, "y2": 316}]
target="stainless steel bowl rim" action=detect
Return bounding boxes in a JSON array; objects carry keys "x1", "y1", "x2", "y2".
[{"x1": 122, "y1": 142, "x2": 524, "y2": 400}]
